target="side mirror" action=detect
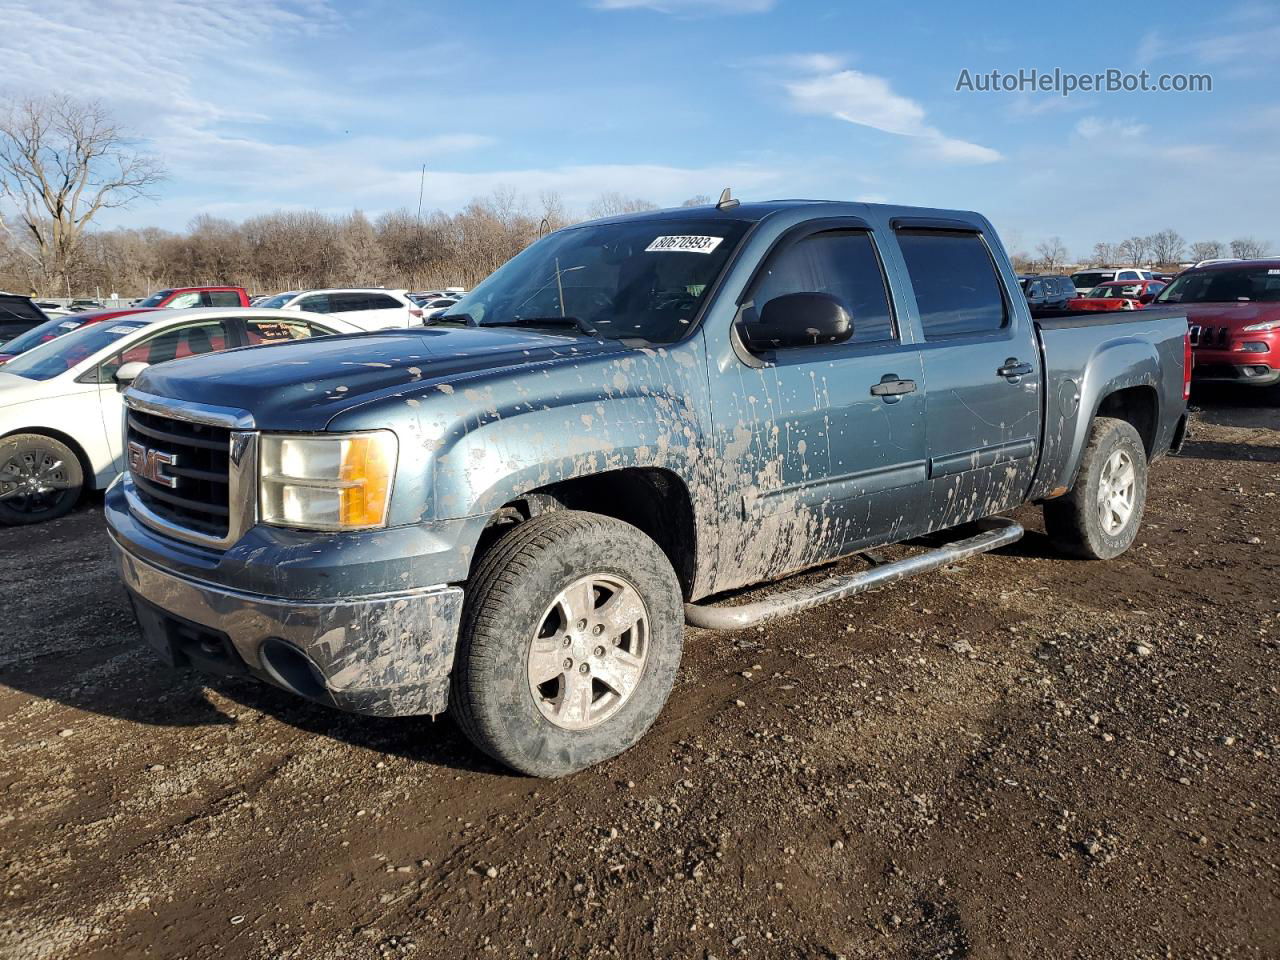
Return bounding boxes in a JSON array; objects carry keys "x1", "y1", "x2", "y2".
[
  {"x1": 738, "y1": 292, "x2": 852, "y2": 351},
  {"x1": 1138, "y1": 293, "x2": 1155, "y2": 304},
  {"x1": 114, "y1": 360, "x2": 150, "y2": 390}
]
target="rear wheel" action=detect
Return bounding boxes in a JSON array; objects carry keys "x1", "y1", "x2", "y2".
[
  {"x1": 1044, "y1": 417, "x2": 1147, "y2": 560},
  {"x1": 450, "y1": 510, "x2": 683, "y2": 777},
  {"x1": 0, "y1": 434, "x2": 84, "y2": 525}
]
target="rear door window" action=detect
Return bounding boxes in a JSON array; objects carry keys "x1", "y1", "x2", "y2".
[
  {"x1": 298, "y1": 294, "x2": 332, "y2": 314},
  {"x1": 243, "y1": 318, "x2": 333, "y2": 344},
  {"x1": 203, "y1": 290, "x2": 243, "y2": 307},
  {"x1": 896, "y1": 230, "x2": 1008, "y2": 339},
  {"x1": 365, "y1": 294, "x2": 403, "y2": 310},
  {"x1": 750, "y1": 229, "x2": 896, "y2": 345},
  {"x1": 328, "y1": 293, "x2": 367, "y2": 312}
]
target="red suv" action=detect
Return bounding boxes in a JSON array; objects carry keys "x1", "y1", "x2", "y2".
[
  {"x1": 1155, "y1": 260, "x2": 1280, "y2": 387},
  {"x1": 134, "y1": 286, "x2": 249, "y2": 308}
]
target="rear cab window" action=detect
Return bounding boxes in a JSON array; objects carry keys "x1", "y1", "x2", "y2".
[{"x1": 896, "y1": 230, "x2": 1008, "y2": 339}]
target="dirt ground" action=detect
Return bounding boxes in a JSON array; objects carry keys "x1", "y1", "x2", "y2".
[{"x1": 1, "y1": 385, "x2": 1277, "y2": 960}]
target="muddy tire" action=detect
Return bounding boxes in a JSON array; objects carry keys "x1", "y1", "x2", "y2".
[
  {"x1": 450, "y1": 510, "x2": 683, "y2": 777},
  {"x1": 1044, "y1": 416, "x2": 1148, "y2": 560},
  {"x1": 0, "y1": 433, "x2": 84, "y2": 526}
]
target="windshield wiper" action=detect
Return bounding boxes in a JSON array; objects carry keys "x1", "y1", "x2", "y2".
[
  {"x1": 486, "y1": 316, "x2": 599, "y2": 336},
  {"x1": 432, "y1": 312, "x2": 478, "y2": 326}
]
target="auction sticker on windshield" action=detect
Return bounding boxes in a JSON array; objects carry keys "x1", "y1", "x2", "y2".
[
  {"x1": 106, "y1": 325, "x2": 146, "y2": 335},
  {"x1": 645, "y1": 235, "x2": 725, "y2": 254}
]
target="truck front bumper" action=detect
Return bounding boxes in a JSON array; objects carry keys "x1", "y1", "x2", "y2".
[{"x1": 110, "y1": 535, "x2": 464, "y2": 717}]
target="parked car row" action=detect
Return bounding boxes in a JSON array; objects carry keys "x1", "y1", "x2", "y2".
[
  {"x1": 0, "y1": 307, "x2": 361, "y2": 524},
  {"x1": 1025, "y1": 258, "x2": 1279, "y2": 387}
]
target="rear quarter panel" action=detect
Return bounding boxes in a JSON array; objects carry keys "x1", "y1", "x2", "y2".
[{"x1": 1030, "y1": 309, "x2": 1187, "y2": 499}]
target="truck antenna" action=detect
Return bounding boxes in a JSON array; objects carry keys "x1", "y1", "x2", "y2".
[{"x1": 717, "y1": 187, "x2": 740, "y2": 210}]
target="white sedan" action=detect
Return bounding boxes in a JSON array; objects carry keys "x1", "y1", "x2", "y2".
[{"x1": 0, "y1": 307, "x2": 358, "y2": 525}]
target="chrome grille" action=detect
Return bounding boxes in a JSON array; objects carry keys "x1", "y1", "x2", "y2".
[{"x1": 126, "y1": 409, "x2": 232, "y2": 537}]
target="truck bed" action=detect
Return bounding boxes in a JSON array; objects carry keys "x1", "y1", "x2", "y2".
[
  {"x1": 1034, "y1": 305, "x2": 1188, "y2": 329},
  {"x1": 1029, "y1": 308, "x2": 1189, "y2": 501}
]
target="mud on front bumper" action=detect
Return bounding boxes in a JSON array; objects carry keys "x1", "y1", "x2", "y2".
[{"x1": 110, "y1": 536, "x2": 464, "y2": 717}]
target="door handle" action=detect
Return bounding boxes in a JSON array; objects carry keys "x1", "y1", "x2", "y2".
[
  {"x1": 870, "y1": 374, "x2": 917, "y2": 402},
  {"x1": 997, "y1": 358, "x2": 1033, "y2": 380}
]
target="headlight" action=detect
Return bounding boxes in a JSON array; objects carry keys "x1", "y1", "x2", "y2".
[
  {"x1": 259, "y1": 431, "x2": 397, "y2": 530},
  {"x1": 1242, "y1": 319, "x2": 1280, "y2": 332}
]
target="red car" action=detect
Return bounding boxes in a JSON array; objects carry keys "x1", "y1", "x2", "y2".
[
  {"x1": 0, "y1": 307, "x2": 158, "y2": 365},
  {"x1": 1067, "y1": 279, "x2": 1166, "y2": 312},
  {"x1": 133, "y1": 286, "x2": 249, "y2": 308},
  {"x1": 1155, "y1": 259, "x2": 1280, "y2": 387}
]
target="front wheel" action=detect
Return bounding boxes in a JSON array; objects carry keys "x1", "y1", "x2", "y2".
[
  {"x1": 450, "y1": 510, "x2": 684, "y2": 777},
  {"x1": 0, "y1": 434, "x2": 84, "y2": 525},
  {"x1": 1044, "y1": 416, "x2": 1148, "y2": 560}
]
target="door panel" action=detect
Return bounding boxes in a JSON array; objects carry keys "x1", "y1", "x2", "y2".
[
  {"x1": 895, "y1": 229, "x2": 1041, "y2": 532},
  {"x1": 707, "y1": 224, "x2": 930, "y2": 590}
]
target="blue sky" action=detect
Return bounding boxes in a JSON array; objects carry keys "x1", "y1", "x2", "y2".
[{"x1": 6, "y1": 0, "x2": 1279, "y2": 257}]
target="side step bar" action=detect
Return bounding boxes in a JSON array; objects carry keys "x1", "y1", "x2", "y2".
[{"x1": 684, "y1": 516, "x2": 1024, "y2": 631}]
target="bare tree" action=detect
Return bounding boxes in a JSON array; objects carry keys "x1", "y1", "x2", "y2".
[
  {"x1": 1035, "y1": 236, "x2": 1068, "y2": 271},
  {"x1": 1148, "y1": 229, "x2": 1185, "y2": 268},
  {"x1": 1229, "y1": 236, "x2": 1270, "y2": 259},
  {"x1": 1188, "y1": 240, "x2": 1223, "y2": 263},
  {"x1": 0, "y1": 94, "x2": 165, "y2": 295},
  {"x1": 1090, "y1": 241, "x2": 1117, "y2": 267},
  {"x1": 588, "y1": 192, "x2": 658, "y2": 219},
  {"x1": 1118, "y1": 235, "x2": 1149, "y2": 267},
  {"x1": 681, "y1": 194, "x2": 713, "y2": 207}
]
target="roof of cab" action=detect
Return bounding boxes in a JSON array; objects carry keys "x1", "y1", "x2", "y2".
[{"x1": 579, "y1": 198, "x2": 991, "y2": 229}]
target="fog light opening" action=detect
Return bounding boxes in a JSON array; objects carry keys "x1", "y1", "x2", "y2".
[{"x1": 259, "y1": 638, "x2": 328, "y2": 700}]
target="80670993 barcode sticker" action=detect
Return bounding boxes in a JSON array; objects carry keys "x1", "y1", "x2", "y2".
[{"x1": 644, "y1": 235, "x2": 724, "y2": 254}]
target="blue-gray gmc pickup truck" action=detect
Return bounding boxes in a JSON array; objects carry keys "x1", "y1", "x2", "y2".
[{"x1": 104, "y1": 200, "x2": 1191, "y2": 776}]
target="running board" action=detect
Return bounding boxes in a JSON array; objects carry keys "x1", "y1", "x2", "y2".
[{"x1": 684, "y1": 516, "x2": 1024, "y2": 631}]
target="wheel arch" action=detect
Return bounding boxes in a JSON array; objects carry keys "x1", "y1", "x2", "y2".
[{"x1": 469, "y1": 466, "x2": 699, "y2": 600}]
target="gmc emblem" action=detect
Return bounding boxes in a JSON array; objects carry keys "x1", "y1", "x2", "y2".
[{"x1": 128, "y1": 440, "x2": 180, "y2": 489}]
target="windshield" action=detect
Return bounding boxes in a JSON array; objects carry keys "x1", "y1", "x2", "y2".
[
  {"x1": 1156, "y1": 266, "x2": 1280, "y2": 304},
  {"x1": 136, "y1": 290, "x2": 173, "y2": 308},
  {"x1": 443, "y1": 218, "x2": 752, "y2": 343},
  {"x1": 256, "y1": 292, "x2": 298, "y2": 309},
  {"x1": 2, "y1": 318, "x2": 152, "y2": 381},
  {"x1": 0, "y1": 315, "x2": 87, "y2": 355}
]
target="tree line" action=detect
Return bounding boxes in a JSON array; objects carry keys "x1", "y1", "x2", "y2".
[
  {"x1": 0, "y1": 185, "x2": 699, "y2": 299},
  {"x1": 1015, "y1": 230, "x2": 1271, "y2": 275}
]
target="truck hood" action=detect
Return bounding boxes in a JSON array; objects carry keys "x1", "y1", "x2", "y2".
[
  {"x1": 1177, "y1": 302, "x2": 1280, "y2": 328},
  {"x1": 132, "y1": 326, "x2": 630, "y2": 430}
]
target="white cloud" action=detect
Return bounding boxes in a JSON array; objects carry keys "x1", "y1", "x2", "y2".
[
  {"x1": 781, "y1": 61, "x2": 1002, "y2": 165},
  {"x1": 593, "y1": 0, "x2": 773, "y2": 11},
  {"x1": 1133, "y1": 9, "x2": 1280, "y2": 67},
  {"x1": 1074, "y1": 117, "x2": 1149, "y2": 140}
]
